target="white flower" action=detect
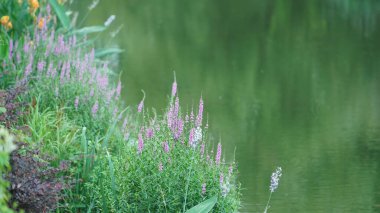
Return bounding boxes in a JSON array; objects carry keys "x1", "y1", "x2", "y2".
[
  {"x1": 269, "y1": 167, "x2": 282, "y2": 192},
  {"x1": 190, "y1": 127, "x2": 202, "y2": 148},
  {"x1": 221, "y1": 178, "x2": 231, "y2": 198},
  {"x1": 88, "y1": 0, "x2": 100, "y2": 11},
  {"x1": 194, "y1": 127, "x2": 202, "y2": 142},
  {"x1": 104, "y1": 15, "x2": 116, "y2": 27}
]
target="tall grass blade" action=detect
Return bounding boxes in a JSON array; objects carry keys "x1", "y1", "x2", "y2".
[
  {"x1": 48, "y1": 0, "x2": 70, "y2": 29},
  {"x1": 95, "y1": 48, "x2": 124, "y2": 57},
  {"x1": 71, "y1": 26, "x2": 106, "y2": 35},
  {"x1": 185, "y1": 196, "x2": 218, "y2": 213}
]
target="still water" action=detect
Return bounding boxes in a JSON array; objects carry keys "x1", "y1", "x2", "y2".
[{"x1": 75, "y1": 0, "x2": 380, "y2": 212}]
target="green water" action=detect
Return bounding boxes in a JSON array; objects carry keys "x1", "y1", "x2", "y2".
[{"x1": 75, "y1": 0, "x2": 380, "y2": 212}]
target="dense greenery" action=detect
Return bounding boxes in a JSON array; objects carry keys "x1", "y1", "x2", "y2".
[
  {"x1": 0, "y1": 0, "x2": 241, "y2": 212},
  {"x1": 0, "y1": 128, "x2": 16, "y2": 213}
]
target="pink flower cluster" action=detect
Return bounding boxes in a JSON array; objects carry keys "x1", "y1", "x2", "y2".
[
  {"x1": 4, "y1": 20, "x2": 122, "y2": 117},
  {"x1": 167, "y1": 97, "x2": 184, "y2": 140}
]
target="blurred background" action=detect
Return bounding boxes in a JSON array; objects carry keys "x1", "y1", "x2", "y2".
[{"x1": 73, "y1": 0, "x2": 380, "y2": 212}]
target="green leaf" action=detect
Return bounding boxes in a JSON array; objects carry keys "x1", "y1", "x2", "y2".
[
  {"x1": 48, "y1": 0, "x2": 70, "y2": 29},
  {"x1": 0, "y1": 34, "x2": 8, "y2": 60},
  {"x1": 0, "y1": 107, "x2": 6, "y2": 114},
  {"x1": 71, "y1": 26, "x2": 107, "y2": 35},
  {"x1": 95, "y1": 48, "x2": 124, "y2": 57},
  {"x1": 185, "y1": 196, "x2": 218, "y2": 213}
]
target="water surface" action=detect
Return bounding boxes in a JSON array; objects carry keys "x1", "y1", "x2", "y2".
[{"x1": 76, "y1": 0, "x2": 380, "y2": 212}]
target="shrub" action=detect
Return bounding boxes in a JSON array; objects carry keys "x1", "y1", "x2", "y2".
[
  {"x1": 7, "y1": 142, "x2": 71, "y2": 213},
  {"x1": 0, "y1": 84, "x2": 27, "y2": 128},
  {"x1": 83, "y1": 91, "x2": 241, "y2": 212}
]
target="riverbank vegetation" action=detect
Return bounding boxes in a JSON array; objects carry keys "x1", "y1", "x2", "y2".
[{"x1": 0, "y1": 0, "x2": 240, "y2": 212}]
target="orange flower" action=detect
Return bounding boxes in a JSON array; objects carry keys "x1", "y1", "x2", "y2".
[
  {"x1": 38, "y1": 18, "x2": 44, "y2": 29},
  {"x1": 28, "y1": 0, "x2": 39, "y2": 9},
  {"x1": 0, "y1": 16, "x2": 10, "y2": 25},
  {"x1": 28, "y1": 0, "x2": 39, "y2": 15},
  {"x1": 0, "y1": 16, "x2": 12, "y2": 31},
  {"x1": 6, "y1": 22, "x2": 12, "y2": 30}
]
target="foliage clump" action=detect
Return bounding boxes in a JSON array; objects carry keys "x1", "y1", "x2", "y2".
[
  {"x1": 83, "y1": 94, "x2": 241, "y2": 212},
  {"x1": 7, "y1": 144, "x2": 71, "y2": 213},
  {"x1": 0, "y1": 85, "x2": 27, "y2": 128},
  {"x1": 0, "y1": 128, "x2": 16, "y2": 213}
]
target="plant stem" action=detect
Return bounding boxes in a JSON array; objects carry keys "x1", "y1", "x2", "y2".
[{"x1": 264, "y1": 192, "x2": 272, "y2": 213}]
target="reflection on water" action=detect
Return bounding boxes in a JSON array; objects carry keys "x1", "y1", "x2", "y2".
[{"x1": 75, "y1": 0, "x2": 380, "y2": 212}]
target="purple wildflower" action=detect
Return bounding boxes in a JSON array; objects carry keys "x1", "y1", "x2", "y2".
[
  {"x1": 171, "y1": 78, "x2": 177, "y2": 97},
  {"x1": 46, "y1": 4, "x2": 51, "y2": 16},
  {"x1": 23, "y1": 42, "x2": 29, "y2": 53},
  {"x1": 219, "y1": 173, "x2": 224, "y2": 186},
  {"x1": 24, "y1": 62, "x2": 32, "y2": 77},
  {"x1": 167, "y1": 106, "x2": 174, "y2": 128},
  {"x1": 190, "y1": 107, "x2": 194, "y2": 123},
  {"x1": 215, "y1": 142, "x2": 222, "y2": 165},
  {"x1": 24, "y1": 55, "x2": 34, "y2": 77},
  {"x1": 60, "y1": 62, "x2": 66, "y2": 84},
  {"x1": 162, "y1": 141, "x2": 170, "y2": 153},
  {"x1": 196, "y1": 96, "x2": 204, "y2": 127},
  {"x1": 138, "y1": 99, "x2": 144, "y2": 113},
  {"x1": 106, "y1": 89, "x2": 115, "y2": 105},
  {"x1": 158, "y1": 162, "x2": 163, "y2": 172},
  {"x1": 200, "y1": 143, "x2": 205, "y2": 158},
  {"x1": 74, "y1": 96, "x2": 79, "y2": 110},
  {"x1": 116, "y1": 80, "x2": 122, "y2": 99},
  {"x1": 202, "y1": 183, "x2": 207, "y2": 195},
  {"x1": 97, "y1": 74, "x2": 109, "y2": 90},
  {"x1": 51, "y1": 67, "x2": 57, "y2": 78},
  {"x1": 174, "y1": 96, "x2": 179, "y2": 117},
  {"x1": 55, "y1": 35, "x2": 65, "y2": 55},
  {"x1": 146, "y1": 128, "x2": 154, "y2": 139},
  {"x1": 138, "y1": 133, "x2": 144, "y2": 154},
  {"x1": 37, "y1": 60, "x2": 45, "y2": 74},
  {"x1": 189, "y1": 128, "x2": 195, "y2": 147},
  {"x1": 91, "y1": 101, "x2": 99, "y2": 117},
  {"x1": 173, "y1": 118, "x2": 184, "y2": 140}
]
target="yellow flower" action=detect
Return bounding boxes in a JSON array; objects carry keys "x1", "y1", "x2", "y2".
[
  {"x1": 38, "y1": 18, "x2": 44, "y2": 29},
  {"x1": 6, "y1": 22, "x2": 12, "y2": 30},
  {"x1": 0, "y1": 16, "x2": 12, "y2": 31},
  {"x1": 0, "y1": 16, "x2": 10, "y2": 25},
  {"x1": 28, "y1": 0, "x2": 39, "y2": 14}
]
